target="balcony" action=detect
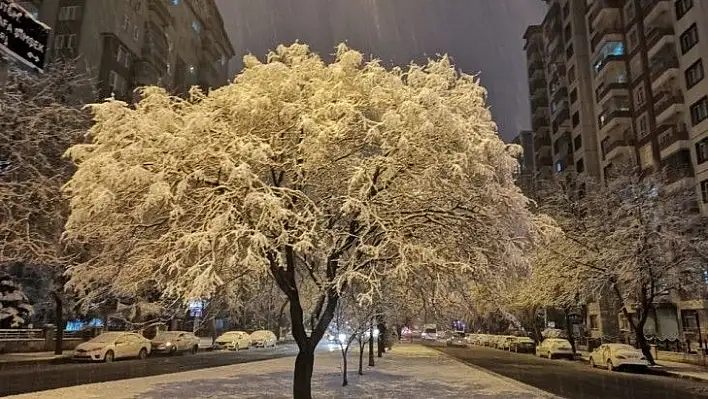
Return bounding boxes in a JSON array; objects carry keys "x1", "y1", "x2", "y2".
[
  {"x1": 530, "y1": 87, "x2": 547, "y2": 100},
  {"x1": 643, "y1": 0, "x2": 671, "y2": 28},
  {"x1": 653, "y1": 92, "x2": 684, "y2": 124},
  {"x1": 532, "y1": 115, "x2": 550, "y2": 131},
  {"x1": 532, "y1": 106, "x2": 549, "y2": 124},
  {"x1": 602, "y1": 138, "x2": 634, "y2": 161},
  {"x1": 551, "y1": 86, "x2": 568, "y2": 103},
  {"x1": 551, "y1": 102, "x2": 570, "y2": 125},
  {"x1": 660, "y1": 149, "x2": 693, "y2": 185},
  {"x1": 645, "y1": 27, "x2": 675, "y2": 59},
  {"x1": 595, "y1": 81, "x2": 628, "y2": 103},
  {"x1": 594, "y1": 54, "x2": 624, "y2": 78},
  {"x1": 649, "y1": 54, "x2": 679, "y2": 91},
  {"x1": 529, "y1": 77, "x2": 547, "y2": 92},
  {"x1": 527, "y1": 59, "x2": 544, "y2": 75},
  {"x1": 534, "y1": 136, "x2": 551, "y2": 151},
  {"x1": 657, "y1": 124, "x2": 689, "y2": 152},
  {"x1": 588, "y1": 0, "x2": 621, "y2": 31},
  {"x1": 591, "y1": 25, "x2": 624, "y2": 54},
  {"x1": 530, "y1": 96, "x2": 548, "y2": 110},
  {"x1": 598, "y1": 108, "x2": 631, "y2": 134},
  {"x1": 148, "y1": 0, "x2": 173, "y2": 27}
]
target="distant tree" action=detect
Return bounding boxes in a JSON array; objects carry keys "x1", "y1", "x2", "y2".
[
  {"x1": 331, "y1": 290, "x2": 377, "y2": 386},
  {"x1": 0, "y1": 275, "x2": 34, "y2": 328},
  {"x1": 534, "y1": 165, "x2": 708, "y2": 364},
  {"x1": 0, "y1": 61, "x2": 92, "y2": 351}
]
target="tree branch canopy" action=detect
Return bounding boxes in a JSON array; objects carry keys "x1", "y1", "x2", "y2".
[{"x1": 62, "y1": 43, "x2": 542, "y2": 317}]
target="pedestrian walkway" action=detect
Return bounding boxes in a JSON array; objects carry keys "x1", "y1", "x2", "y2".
[
  {"x1": 578, "y1": 350, "x2": 708, "y2": 383},
  {"x1": 7, "y1": 343, "x2": 559, "y2": 398}
]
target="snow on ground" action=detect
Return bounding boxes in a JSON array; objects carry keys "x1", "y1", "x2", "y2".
[{"x1": 9, "y1": 344, "x2": 557, "y2": 398}]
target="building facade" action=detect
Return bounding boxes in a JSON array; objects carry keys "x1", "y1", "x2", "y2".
[
  {"x1": 525, "y1": 0, "x2": 708, "y2": 351},
  {"x1": 16, "y1": 0, "x2": 234, "y2": 101}
]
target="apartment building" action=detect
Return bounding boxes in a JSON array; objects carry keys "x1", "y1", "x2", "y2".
[
  {"x1": 525, "y1": 0, "x2": 708, "y2": 350},
  {"x1": 512, "y1": 130, "x2": 535, "y2": 175},
  {"x1": 16, "y1": 0, "x2": 234, "y2": 101},
  {"x1": 523, "y1": 1, "x2": 601, "y2": 180}
]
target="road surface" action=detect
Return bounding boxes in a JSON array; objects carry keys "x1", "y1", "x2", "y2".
[
  {"x1": 0, "y1": 343, "x2": 304, "y2": 397},
  {"x1": 438, "y1": 345, "x2": 708, "y2": 399}
]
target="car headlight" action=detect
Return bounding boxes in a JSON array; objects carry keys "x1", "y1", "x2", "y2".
[{"x1": 165, "y1": 342, "x2": 173, "y2": 347}]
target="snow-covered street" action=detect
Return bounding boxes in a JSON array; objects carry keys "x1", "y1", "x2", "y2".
[{"x1": 7, "y1": 344, "x2": 556, "y2": 398}]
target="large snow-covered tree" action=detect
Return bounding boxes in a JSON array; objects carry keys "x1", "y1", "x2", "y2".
[
  {"x1": 0, "y1": 62, "x2": 92, "y2": 351},
  {"x1": 535, "y1": 165, "x2": 708, "y2": 364},
  {"x1": 63, "y1": 43, "x2": 540, "y2": 398}
]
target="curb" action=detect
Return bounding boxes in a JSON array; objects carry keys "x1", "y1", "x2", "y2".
[
  {"x1": 578, "y1": 354, "x2": 708, "y2": 384},
  {"x1": 428, "y1": 346, "x2": 564, "y2": 399}
]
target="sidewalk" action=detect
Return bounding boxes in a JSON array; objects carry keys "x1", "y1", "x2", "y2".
[
  {"x1": 7, "y1": 343, "x2": 559, "y2": 398},
  {"x1": 578, "y1": 350, "x2": 708, "y2": 383}
]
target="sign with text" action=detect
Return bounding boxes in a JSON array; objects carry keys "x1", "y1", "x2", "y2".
[{"x1": 0, "y1": 0, "x2": 50, "y2": 72}]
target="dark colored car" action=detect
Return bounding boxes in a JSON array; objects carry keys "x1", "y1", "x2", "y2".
[{"x1": 511, "y1": 336, "x2": 536, "y2": 353}]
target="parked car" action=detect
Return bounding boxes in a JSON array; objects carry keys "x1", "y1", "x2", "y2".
[
  {"x1": 214, "y1": 331, "x2": 251, "y2": 351},
  {"x1": 536, "y1": 338, "x2": 574, "y2": 359},
  {"x1": 498, "y1": 335, "x2": 515, "y2": 350},
  {"x1": 250, "y1": 330, "x2": 278, "y2": 348},
  {"x1": 151, "y1": 331, "x2": 200, "y2": 355},
  {"x1": 74, "y1": 332, "x2": 151, "y2": 362},
  {"x1": 588, "y1": 343, "x2": 649, "y2": 371},
  {"x1": 421, "y1": 324, "x2": 438, "y2": 341},
  {"x1": 446, "y1": 331, "x2": 468, "y2": 347},
  {"x1": 510, "y1": 336, "x2": 536, "y2": 353}
]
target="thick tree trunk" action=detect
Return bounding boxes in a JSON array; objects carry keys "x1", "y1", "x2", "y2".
[
  {"x1": 368, "y1": 319, "x2": 375, "y2": 367},
  {"x1": 564, "y1": 308, "x2": 576, "y2": 353},
  {"x1": 51, "y1": 291, "x2": 63, "y2": 355},
  {"x1": 377, "y1": 320, "x2": 386, "y2": 357},
  {"x1": 358, "y1": 340, "x2": 365, "y2": 375},
  {"x1": 293, "y1": 345, "x2": 315, "y2": 399},
  {"x1": 631, "y1": 310, "x2": 655, "y2": 365}
]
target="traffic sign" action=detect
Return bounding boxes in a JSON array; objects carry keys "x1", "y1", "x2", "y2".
[{"x1": 0, "y1": 0, "x2": 50, "y2": 72}]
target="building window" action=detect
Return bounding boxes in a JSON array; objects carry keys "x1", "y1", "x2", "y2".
[
  {"x1": 637, "y1": 113, "x2": 649, "y2": 139},
  {"x1": 634, "y1": 85, "x2": 646, "y2": 107},
  {"x1": 572, "y1": 111, "x2": 579, "y2": 127},
  {"x1": 58, "y1": 6, "x2": 81, "y2": 21},
  {"x1": 568, "y1": 65, "x2": 576, "y2": 83},
  {"x1": 685, "y1": 59, "x2": 704, "y2": 89},
  {"x1": 172, "y1": 0, "x2": 180, "y2": 5},
  {"x1": 628, "y1": 29, "x2": 638, "y2": 52},
  {"x1": 66, "y1": 34, "x2": 76, "y2": 50},
  {"x1": 188, "y1": 65, "x2": 196, "y2": 75},
  {"x1": 690, "y1": 96, "x2": 708, "y2": 126},
  {"x1": 192, "y1": 20, "x2": 201, "y2": 34},
  {"x1": 53, "y1": 34, "x2": 65, "y2": 49},
  {"x1": 570, "y1": 88, "x2": 577, "y2": 104},
  {"x1": 564, "y1": 24, "x2": 571, "y2": 41},
  {"x1": 562, "y1": 2, "x2": 569, "y2": 19},
  {"x1": 624, "y1": 1, "x2": 635, "y2": 22},
  {"x1": 680, "y1": 24, "x2": 699, "y2": 55},
  {"x1": 573, "y1": 134, "x2": 582, "y2": 151},
  {"x1": 117, "y1": 46, "x2": 131, "y2": 68},
  {"x1": 566, "y1": 43, "x2": 574, "y2": 59},
  {"x1": 133, "y1": 25, "x2": 139, "y2": 41},
  {"x1": 122, "y1": 15, "x2": 131, "y2": 31},
  {"x1": 576, "y1": 158, "x2": 585, "y2": 173},
  {"x1": 589, "y1": 314, "x2": 599, "y2": 330},
  {"x1": 695, "y1": 137, "x2": 708, "y2": 165},
  {"x1": 701, "y1": 180, "x2": 708, "y2": 203},
  {"x1": 675, "y1": 0, "x2": 693, "y2": 20},
  {"x1": 108, "y1": 71, "x2": 127, "y2": 97}
]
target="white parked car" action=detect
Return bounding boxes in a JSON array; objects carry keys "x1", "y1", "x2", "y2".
[
  {"x1": 588, "y1": 343, "x2": 649, "y2": 371},
  {"x1": 250, "y1": 330, "x2": 277, "y2": 348},
  {"x1": 536, "y1": 338, "x2": 574, "y2": 359},
  {"x1": 74, "y1": 332, "x2": 151, "y2": 362},
  {"x1": 151, "y1": 331, "x2": 200, "y2": 355},
  {"x1": 214, "y1": 331, "x2": 251, "y2": 351}
]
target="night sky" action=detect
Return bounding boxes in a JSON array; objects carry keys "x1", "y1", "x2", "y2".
[{"x1": 214, "y1": 0, "x2": 547, "y2": 141}]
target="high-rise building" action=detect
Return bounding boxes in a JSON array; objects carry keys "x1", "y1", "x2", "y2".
[
  {"x1": 525, "y1": 0, "x2": 708, "y2": 349},
  {"x1": 524, "y1": 1, "x2": 601, "y2": 181},
  {"x1": 16, "y1": 0, "x2": 234, "y2": 101}
]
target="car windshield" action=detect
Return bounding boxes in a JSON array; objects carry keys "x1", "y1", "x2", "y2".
[
  {"x1": 611, "y1": 344, "x2": 637, "y2": 351},
  {"x1": 424, "y1": 329, "x2": 436, "y2": 334},
  {"x1": 155, "y1": 332, "x2": 181, "y2": 339},
  {"x1": 89, "y1": 333, "x2": 124, "y2": 344}
]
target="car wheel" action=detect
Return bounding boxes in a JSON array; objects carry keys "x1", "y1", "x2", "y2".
[
  {"x1": 169, "y1": 346, "x2": 177, "y2": 356},
  {"x1": 191, "y1": 345, "x2": 198, "y2": 355},
  {"x1": 234, "y1": 342, "x2": 239, "y2": 351},
  {"x1": 589, "y1": 357, "x2": 596, "y2": 368},
  {"x1": 606, "y1": 359, "x2": 614, "y2": 371},
  {"x1": 138, "y1": 348, "x2": 148, "y2": 360},
  {"x1": 104, "y1": 350, "x2": 115, "y2": 363},
  {"x1": 548, "y1": 352, "x2": 553, "y2": 359}
]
